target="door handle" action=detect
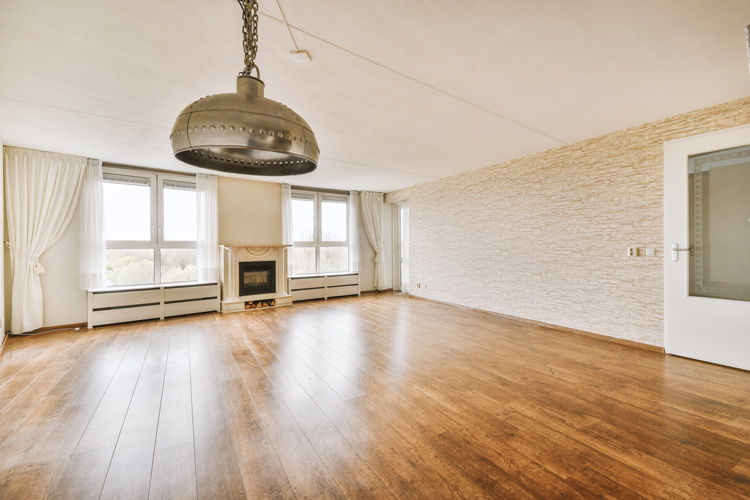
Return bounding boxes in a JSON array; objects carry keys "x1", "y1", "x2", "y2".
[{"x1": 671, "y1": 243, "x2": 694, "y2": 262}]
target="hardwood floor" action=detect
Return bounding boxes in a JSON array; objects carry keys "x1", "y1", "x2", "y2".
[{"x1": 0, "y1": 293, "x2": 748, "y2": 499}]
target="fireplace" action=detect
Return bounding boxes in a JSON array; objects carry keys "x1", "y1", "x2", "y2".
[{"x1": 239, "y1": 261, "x2": 276, "y2": 296}]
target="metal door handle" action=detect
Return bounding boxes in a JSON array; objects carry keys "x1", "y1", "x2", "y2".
[{"x1": 671, "y1": 243, "x2": 694, "y2": 262}]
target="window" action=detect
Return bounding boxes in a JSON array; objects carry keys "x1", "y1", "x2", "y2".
[
  {"x1": 291, "y1": 190, "x2": 350, "y2": 275},
  {"x1": 103, "y1": 167, "x2": 198, "y2": 286}
]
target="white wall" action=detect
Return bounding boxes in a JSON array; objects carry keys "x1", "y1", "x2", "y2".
[
  {"x1": 0, "y1": 141, "x2": 4, "y2": 336},
  {"x1": 39, "y1": 204, "x2": 87, "y2": 326}
]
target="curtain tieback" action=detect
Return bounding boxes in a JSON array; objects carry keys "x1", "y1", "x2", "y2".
[{"x1": 4, "y1": 241, "x2": 46, "y2": 274}]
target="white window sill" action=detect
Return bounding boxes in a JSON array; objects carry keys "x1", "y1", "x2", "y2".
[
  {"x1": 290, "y1": 271, "x2": 359, "y2": 279},
  {"x1": 88, "y1": 280, "x2": 218, "y2": 293}
]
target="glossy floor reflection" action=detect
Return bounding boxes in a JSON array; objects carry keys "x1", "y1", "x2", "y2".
[{"x1": 0, "y1": 293, "x2": 748, "y2": 499}]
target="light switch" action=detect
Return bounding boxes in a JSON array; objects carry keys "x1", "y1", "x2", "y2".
[{"x1": 645, "y1": 248, "x2": 656, "y2": 257}]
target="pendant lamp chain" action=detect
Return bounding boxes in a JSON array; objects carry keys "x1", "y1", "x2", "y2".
[
  {"x1": 239, "y1": 0, "x2": 260, "y2": 78},
  {"x1": 170, "y1": 0, "x2": 319, "y2": 175}
]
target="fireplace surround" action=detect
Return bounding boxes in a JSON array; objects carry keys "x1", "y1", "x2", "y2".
[{"x1": 219, "y1": 245, "x2": 292, "y2": 313}]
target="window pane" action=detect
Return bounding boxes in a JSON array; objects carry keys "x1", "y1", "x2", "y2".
[
  {"x1": 163, "y1": 184, "x2": 196, "y2": 241},
  {"x1": 293, "y1": 247, "x2": 316, "y2": 275},
  {"x1": 104, "y1": 180, "x2": 151, "y2": 241},
  {"x1": 321, "y1": 199, "x2": 347, "y2": 242},
  {"x1": 320, "y1": 247, "x2": 348, "y2": 273},
  {"x1": 106, "y1": 249, "x2": 154, "y2": 286},
  {"x1": 292, "y1": 197, "x2": 314, "y2": 241},
  {"x1": 161, "y1": 248, "x2": 197, "y2": 283}
]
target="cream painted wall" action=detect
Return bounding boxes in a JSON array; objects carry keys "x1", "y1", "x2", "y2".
[
  {"x1": 387, "y1": 97, "x2": 750, "y2": 347},
  {"x1": 218, "y1": 177, "x2": 282, "y2": 246}
]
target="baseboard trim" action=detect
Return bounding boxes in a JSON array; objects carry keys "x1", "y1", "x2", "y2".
[
  {"x1": 0, "y1": 332, "x2": 7, "y2": 356},
  {"x1": 21, "y1": 323, "x2": 88, "y2": 335},
  {"x1": 360, "y1": 288, "x2": 394, "y2": 295},
  {"x1": 410, "y1": 295, "x2": 664, "y2": 353}
]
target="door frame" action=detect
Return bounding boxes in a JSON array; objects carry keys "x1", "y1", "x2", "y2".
[
  {"x1": 392, "y1": 201, "x2": 409, "y2": 294},
  {"x1": 664, "y1": 123, "x2": 750, "y2": 369},
  {"x1": 391, "y1": 203, "x2": 400, "y2": 291}
]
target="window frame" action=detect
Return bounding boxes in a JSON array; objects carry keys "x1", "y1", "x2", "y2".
[
  {"x1": 291, "y1": 189, "x2": 350, "y2": 275},
  {"x1": 103, "y1": 166, "x2": 197, "y2": 286}
]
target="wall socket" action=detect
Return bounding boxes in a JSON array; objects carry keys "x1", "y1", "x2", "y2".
[{"x1": 628, "y1": 247, "x2": 657, "y2": 257}]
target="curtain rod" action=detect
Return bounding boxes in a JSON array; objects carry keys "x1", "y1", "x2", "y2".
[
  {"x1": 103, "y1": 162, "x2": 197, "y2": 177},
  {"x1": 291, "y1": 185, "x2": 351, "y2": 195}
]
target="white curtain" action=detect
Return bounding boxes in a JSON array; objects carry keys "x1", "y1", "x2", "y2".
[
  {"x1": 348, "y1": 191, "x2": 360, "y2": 273},
  {"x1": 360, "y1": 191, "x2": 386, "y2": 290},
  {"x1": 281, "y1": 183, "x2": 293, "y2": 276},
  {"x1": 79, "y1": 158, "x2": 105, "y2": 290},
  {"x1": 4, "y1": 147, "x2": 87, "y2": 334},
  {"x1": 196, "y1": 173, "x2": 219, "y2": 282}
]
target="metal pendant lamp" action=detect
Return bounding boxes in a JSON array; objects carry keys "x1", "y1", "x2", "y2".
[{"x1": 170, "y1": 0, "x2": 318, "y2": 176}]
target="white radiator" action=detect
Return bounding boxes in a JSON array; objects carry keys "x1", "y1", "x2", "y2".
[
  {"x1": 87, "y1": 282, "x2": 220, "y2": 328},
  {"x1": 288, "y1": 273, "x2": 360, "y2": 302}
]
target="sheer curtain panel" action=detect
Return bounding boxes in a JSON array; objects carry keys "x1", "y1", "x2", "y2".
[
  {"x1": 79, "y1": 158, "x2": 105, "y2": 290},
  {"x1": 4, "y1": 147, "x2": 87, "y2": 334},
  {"x1": 281, "y1": 183, "x2": 293, "y2": 276},
  {"x1": 196, "y1": 173, "x2": 219, "y2": 282},
  {"x1": 360, "y1": 191, "x2": 386, "y2": 290},
  {"x1": 348, "y1": 191, "x2": 360, "y2": 273}
]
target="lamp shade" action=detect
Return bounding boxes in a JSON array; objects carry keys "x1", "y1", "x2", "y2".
[{"x1": 171, "y1": 76, "x2": 318, "y2": 176}]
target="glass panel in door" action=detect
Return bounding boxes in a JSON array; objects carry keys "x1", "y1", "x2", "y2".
[{"x1": 688, "y1": 145, "x2": 750, "y2": 301}]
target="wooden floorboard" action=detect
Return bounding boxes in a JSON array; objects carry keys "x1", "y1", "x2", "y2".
[{"x1": 0, "y1": 293, "x2": 748, "y2": 499}]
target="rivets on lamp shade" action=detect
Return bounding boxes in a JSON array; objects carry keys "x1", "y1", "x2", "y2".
[{"x1": 171, "y1": 76, "x2": 318, "y2": 175}]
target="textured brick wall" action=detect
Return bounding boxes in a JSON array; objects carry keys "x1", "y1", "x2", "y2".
[{"x1": 386, "y1": 97, "x2": 750, "y2": 346}]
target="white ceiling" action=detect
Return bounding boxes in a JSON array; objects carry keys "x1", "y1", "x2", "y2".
[{"x1": 1, "y1": 0, "x2": 749, "y2": 192}]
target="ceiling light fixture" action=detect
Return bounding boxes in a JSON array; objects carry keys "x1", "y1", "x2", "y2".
[{"x1": 170, "y1": 0, "x2": 318, "y2": 176}]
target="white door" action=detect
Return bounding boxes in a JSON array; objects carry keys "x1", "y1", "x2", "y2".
[{"x1": 664, "y1": 124, "x2": 750, "y2": 370}]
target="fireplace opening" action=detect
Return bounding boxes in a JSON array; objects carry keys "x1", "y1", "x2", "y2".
[{"x1": 239, "y1": 261, "x2": 276, "y2": 296}]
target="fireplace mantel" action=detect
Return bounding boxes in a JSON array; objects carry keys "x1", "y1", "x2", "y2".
[{"x1": 219, "y1": 245, "x2": 293, "y2": 313}]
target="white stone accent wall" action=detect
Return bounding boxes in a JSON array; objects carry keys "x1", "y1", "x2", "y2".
[{"x1": 386, "y1": 97, "x2": 750, "y2": 346}]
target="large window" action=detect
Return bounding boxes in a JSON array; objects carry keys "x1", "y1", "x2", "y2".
[
  {"x1": 291, "y1": 190, "x2": 350, "y2": 275},
  {"x1": 103, "y1": 167, "x2": 198, "y2": 286}
]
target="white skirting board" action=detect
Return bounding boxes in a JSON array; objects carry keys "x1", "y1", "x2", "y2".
[
  {"x1": 289, "y1": 273, "x2": 360, "y2": 302},
  {"x1": 87, "y1": 282, "x2": 220, "y2": 328}
]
